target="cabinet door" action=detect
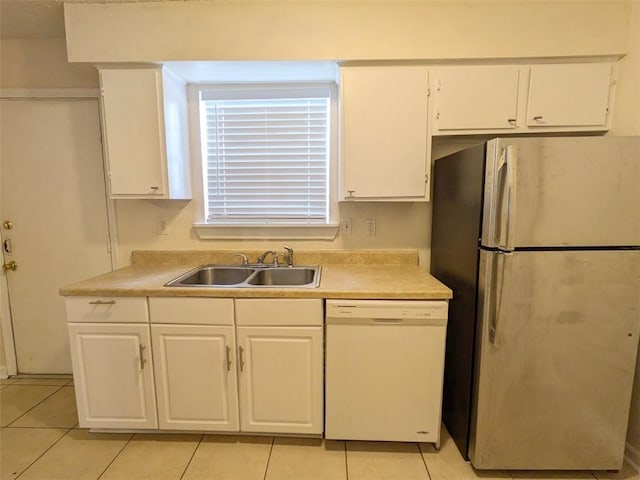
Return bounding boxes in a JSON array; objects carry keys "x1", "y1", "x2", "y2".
[
  {"x1": 100, "y1": 68, "x2": 167, "y2": 196},
  {"x1": 237, "y1": 326, "x2": 323, "y2": 434},
  {"x1": 68, "y1": 323, "x2": 157, "y2": 429},
  {"x1": 341, "y1": 66, "x2": 429, "y2": 199},
  {"x1": 527, "y1": 63, "x2": 612, "y2": 128},
  {"x1": 435, "y1": 66, "x2": 520, "y2": 131},
  {"x1": 151, "y1": 325, "x2": 239, "y2": 431}
]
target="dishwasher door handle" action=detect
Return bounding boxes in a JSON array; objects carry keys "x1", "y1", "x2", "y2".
[{"x1": 370, "y1": 318, "x2": 404, "y2": 324}]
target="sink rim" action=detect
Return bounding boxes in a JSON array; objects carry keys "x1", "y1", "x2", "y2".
[{"x1": 165, "y1": 264, "x2": 322, "y2": 288}]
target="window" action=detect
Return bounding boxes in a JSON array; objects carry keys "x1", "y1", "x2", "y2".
[{"x1": 191, "y1": 82, "x2": 338, "y2": 239}]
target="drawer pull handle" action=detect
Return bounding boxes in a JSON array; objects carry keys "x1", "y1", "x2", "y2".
[
  {"x1": 226, "y1": 346, "x2": 232, "y2": 371},
  {"x1": 88, "y1": 300, "x2": 116, "y2": 305},
  {"x1": 139, "y1": 344, "x2": 146, "y2": 369},
  {"x1": 238, "y1": 346, "x2": 245, "y2": 372}
]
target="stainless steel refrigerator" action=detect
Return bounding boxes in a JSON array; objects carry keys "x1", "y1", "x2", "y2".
[{"x1": 430, "y1": 136, "x2": 640, "y2": 470}]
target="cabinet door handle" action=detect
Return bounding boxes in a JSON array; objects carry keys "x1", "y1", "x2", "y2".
[
  {"x1": 238, "y1": 346, "x2": 245, "y2": 372},
  {"x1": 507, "y1": 118, "x2": 516, "y2": 125},
  {"x1": 139, "y1": 344, "x2": 146, "y2": 369},
  {"x1": 225, "y1": 345, "x2": 232, "y2": 372},
  {"x1": 533, "y1": 115, "x2": 543, "y2": 121},
  {"x1": 88, "y1": 300, "x2": 116, "y2": 305}
]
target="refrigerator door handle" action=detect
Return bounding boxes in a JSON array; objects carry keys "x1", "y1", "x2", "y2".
[
  {"x1": 496, "y1": 145, "x2": 518, "y2": 252},
  {"x1": 489, "y1": 250, "x2": 510, "y2": 347}
]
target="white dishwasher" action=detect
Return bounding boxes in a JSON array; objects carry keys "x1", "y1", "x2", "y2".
[{"x1": 325, "y1": 299, "x2": 448, "y2": 446}]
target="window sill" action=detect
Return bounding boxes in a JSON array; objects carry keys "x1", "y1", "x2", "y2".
[{"x1": 193, "y1": 223, "x2": 340, "y2": 240}]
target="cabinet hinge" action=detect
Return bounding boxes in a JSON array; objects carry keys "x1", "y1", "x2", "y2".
[
  {"x1": 427, "y1": 87, "x2": 431, "y2": 97},
  {"x1": 436, "y1": 111, "x2": 440, "y2": 120},
  {"x1": 425, "y1": 173, "x2": 429, "y2": 183}
]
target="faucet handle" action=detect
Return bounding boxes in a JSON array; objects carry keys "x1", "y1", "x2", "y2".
[
  {"x1": 234, "y1": 253, "x2": 249, "y2": 265},
  {"x1": 283, "y1": 245, "x2": 294, "y2": 266}
]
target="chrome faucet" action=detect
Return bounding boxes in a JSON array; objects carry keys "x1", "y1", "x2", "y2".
[
  {"x1": 284, "y1": 245, "x2": 294, "y2": 267},
  {"x1": 257, "y1": 250, "x2": 277, "y2": 265}
]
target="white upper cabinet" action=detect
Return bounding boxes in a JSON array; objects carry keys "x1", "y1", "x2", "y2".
[
  {"x1": 99, "y1": 66, "x2": 191, "y2": 199},
  {"x1": 431, "y1": 61, "x2": 614, "y2": 136},
  {"x1": 434, "y1": 66, "x2": 521, "y2": 132},
  {"x1": 526, "y1": 63, "x2": 613, "y2": 128},
  {"x1": 340, "y1": 66, "x2": 430, "y2": 201}
]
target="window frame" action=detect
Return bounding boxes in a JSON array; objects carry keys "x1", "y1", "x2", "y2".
[{"x1": 188, "y1": 82, "x2": 339, "y2": 240}]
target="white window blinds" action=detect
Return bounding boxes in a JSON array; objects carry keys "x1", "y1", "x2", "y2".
[{"x1": 200, "y1": 85, "x2": 331, "y2": 224}]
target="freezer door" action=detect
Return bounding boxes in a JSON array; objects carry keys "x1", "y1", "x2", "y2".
[
  {"x1": 481, "y1": 136, "x2": 640, "y2": 248},
  {"x1": 471, "y1": 249, "x2": 640, "y2": 470}
]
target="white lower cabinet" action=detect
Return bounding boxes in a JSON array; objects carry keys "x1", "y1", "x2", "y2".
[
  {"x1": 237, "y1": 326, "x2": 324, "y2": 434},
  {"x1": 67, "y1": 296, "x2": 324, "y2": 435},
  {"x1": 68, "y1": 322, "x2": 158, "y2": 429},
  {"x1": 148, "y1": 297, "x2": 324, "y2": 435},
  {"x1": 151, "y1": 324, "x2": 239, "y2": 431}
]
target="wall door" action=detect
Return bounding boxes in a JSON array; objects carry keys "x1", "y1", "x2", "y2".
[{"x1": 0, "y1": 99, "x2": 112, "y2": 374}]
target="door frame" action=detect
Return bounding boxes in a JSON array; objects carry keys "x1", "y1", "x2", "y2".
[{"x1": 0, "y1": 88, "x2": 119, "y2": 377}]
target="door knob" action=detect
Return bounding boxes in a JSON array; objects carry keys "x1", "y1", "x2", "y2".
[
  {"x1": 2, "y1": 220, "x2": 13, "y2": 230},
  {"x1": 2, "y1": 261, "x2": 17, "y2": 271}
]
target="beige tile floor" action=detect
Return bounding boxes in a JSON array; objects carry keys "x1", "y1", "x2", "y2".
[{"x1": 1, "y1": 377, "x2": 639, "y2": 480}]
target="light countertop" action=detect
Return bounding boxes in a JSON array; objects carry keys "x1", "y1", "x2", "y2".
[{"x1": 59, "y1": 250, "x2": 452, "y2": 300}]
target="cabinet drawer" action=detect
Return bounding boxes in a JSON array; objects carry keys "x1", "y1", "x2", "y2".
[
  {"x1": 65, "y1": 297, "x2": 148, "y2": 323},
  {"x1": 235, "y1": 299, "x2": 323, "y2": 326},
  {"x1": 149, "y1": 297, "x2": 234, "y2": 325}
]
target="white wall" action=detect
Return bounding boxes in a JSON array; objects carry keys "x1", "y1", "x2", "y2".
[{"x1": 0, "y1": 39, "x2": 98, "y2": 88}]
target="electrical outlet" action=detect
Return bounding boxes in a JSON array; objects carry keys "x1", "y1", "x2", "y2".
[
  {"x1": 341, "y1": 217, "x2": 353, "y2": 236},
  {"x1": 366, "y1": 218, "x2": 376, "y2": 236},
  {"x1": 157, "y1": 217, "x2": 169, "y2": 235}
]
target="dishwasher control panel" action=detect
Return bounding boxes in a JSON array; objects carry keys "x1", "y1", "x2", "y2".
[{"x1": 326, "y1": 300, "x2": 448, "y2": 321}]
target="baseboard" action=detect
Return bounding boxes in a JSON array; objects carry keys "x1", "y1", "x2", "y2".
[
  {"x1": 0, "y1": 365, "x2": 8, "y2": 379},
  {"x1": 626, "y1": 442, "x2": 640, "y2": 473}
]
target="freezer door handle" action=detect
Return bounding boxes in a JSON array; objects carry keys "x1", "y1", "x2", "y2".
[{"x1": 496, "y1": 146, "x2": 518, "y2": 252}]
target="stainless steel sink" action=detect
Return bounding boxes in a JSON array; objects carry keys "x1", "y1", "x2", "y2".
[
  {"x1": 246, "y1": 267, "x2": 319, "y2": 287},
  {"x1": 165, "y1": 265, "x2": 321, "y2": 288},
  {"x1": 166, "y1": 266, "x2": 255, "y2": 287}
]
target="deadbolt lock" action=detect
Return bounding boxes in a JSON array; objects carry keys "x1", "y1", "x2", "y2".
[
  {"x1": 2, "y1": 261, "x2": 17, "y2": 272},
  {"x1": 2, "y1": 220, "x2": 13, "y2": 230}
]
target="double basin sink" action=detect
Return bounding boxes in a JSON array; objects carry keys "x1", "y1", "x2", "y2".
[{"x1": 165, "y1": 264, "x2": 321, "y2": 288}]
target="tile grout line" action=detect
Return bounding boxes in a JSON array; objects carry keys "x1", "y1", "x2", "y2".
[
  {"x1": 14, "y1": 426, "x2": 74, "y2": 479},
  {"x1": 417, "y1": 442, "x2": 433, "y2": 480},
  {"x1": 96, "y1": 432, "x2": 135, "y2": 480},
  {"x1": 178, "y1": 433, "x2": 204, "y2": 480},
  {"x1": 5, "y1": 384, "x2": 66, "y2": 427},
  {"x1": 262, "y1": 436, "x2": 276, "y2": 480},
  {"x1": 344, "y1": 440, "x2": 349, "y2": 480}
]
